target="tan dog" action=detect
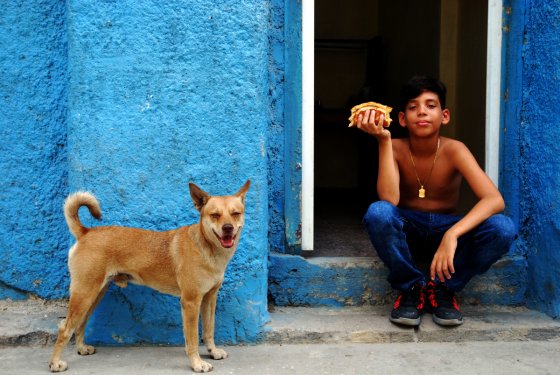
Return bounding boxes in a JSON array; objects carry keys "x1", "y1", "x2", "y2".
[{"x1": 49, "y1": 180, "x2": 250, "y2": 373}]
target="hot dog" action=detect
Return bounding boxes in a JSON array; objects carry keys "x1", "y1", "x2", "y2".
[{"x1": 348, "y1": 101, "x2": 393, "y2": 128}]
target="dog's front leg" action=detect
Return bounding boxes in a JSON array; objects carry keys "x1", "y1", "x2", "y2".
[
  {"x1": 201, "y1": 286, "x2": 227, "y2": 360},
  {"x1": 181, "y1": 294, "x2": 213, "y2": 373}
]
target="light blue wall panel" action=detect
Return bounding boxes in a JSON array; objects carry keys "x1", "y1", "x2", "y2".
[{"x1": 66, "y1": 0, "x2": 271, "y2": 343}]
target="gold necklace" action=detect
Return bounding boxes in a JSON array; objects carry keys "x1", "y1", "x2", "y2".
[{"x1": 408, "y1": 137, "x2": 440, "y2": 198}]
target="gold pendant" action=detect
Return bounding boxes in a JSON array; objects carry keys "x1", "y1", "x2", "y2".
[{"x1": 419, "y1": 187, "x2": 426, "y2": 198}]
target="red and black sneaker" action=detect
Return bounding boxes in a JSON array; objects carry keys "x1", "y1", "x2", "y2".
[
  {"x1": 426, "y1": 281, "x2": 464, "y2": 326},
  {"x1": 390, "y1": 283, "x2": 425, "y2": 327}
]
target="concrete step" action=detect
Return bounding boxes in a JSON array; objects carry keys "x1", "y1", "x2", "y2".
[
  {"x1": 0, "y1": 297, "x2": 66, "y2": 346},
  {"x1": 268, "y1": 254, "x2": 527, "y2": 307},
  {"x1": 1, "y1": 299, "x2": 560, "y2": 348},
  {"x1": 265, "y1": 305, "x2": 560, "y2": 344}
]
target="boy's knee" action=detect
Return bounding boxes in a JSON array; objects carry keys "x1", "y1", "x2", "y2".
[
  {"x1": 487, "y1": 214, "x2": 516, "y2": 240},
  {"x1": 363, "y1": 201, "x2": 399, "y2": 230},
  {"x1": 481, "y1": 214, "x2": 517, "y2": 255},
  {"x1": 364, "y1": 201, "x2": 397, "y2": 221}
]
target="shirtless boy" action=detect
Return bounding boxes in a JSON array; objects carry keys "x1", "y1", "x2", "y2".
[{"x1": 358, "y1": 75, "x2": 516, "y2": 326}]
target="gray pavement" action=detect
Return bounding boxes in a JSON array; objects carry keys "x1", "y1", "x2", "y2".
[
  {"x1": 1, "y1": 298, "x2": 560, "y2": 374},
  {"x1": 2, "y1": 341, "x2": 560, "y2": 374}
]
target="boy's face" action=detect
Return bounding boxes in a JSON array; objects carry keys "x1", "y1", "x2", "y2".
[{"x1": 398, "y1": 91, "x2": 450, "y2": 134}]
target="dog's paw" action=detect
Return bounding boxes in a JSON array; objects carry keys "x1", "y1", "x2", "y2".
[
  {"x1": 77, "y1": 344, "x2": 96, "y2": 355},
  {"x1": 209, "y1": 347, "x2": 228, "y2": 360},
  {"x1": 49, "y1": 360, "x2": 68, "y2": 372},
  {"x1": 192, "y1": 359, "x2": 214, "y2": 373}
]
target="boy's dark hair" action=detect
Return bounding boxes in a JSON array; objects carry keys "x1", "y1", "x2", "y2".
[{"x1": 399, "y1": 75, "x2": 447, "y2": 111}]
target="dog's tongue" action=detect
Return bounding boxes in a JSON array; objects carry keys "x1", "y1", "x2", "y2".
[{"x1": 220, "y1": 235, "x2": 234, "y2": 248}]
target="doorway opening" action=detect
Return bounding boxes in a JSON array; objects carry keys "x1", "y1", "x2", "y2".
[{"x1": 310, "y1": 1, "x2": 489, "y2": 257}]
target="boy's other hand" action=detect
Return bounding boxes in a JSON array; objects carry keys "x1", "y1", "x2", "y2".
[
  {"x1": 356, "y1": 109, "x2": 391, "y2": 139},
  {"x1": 430, "y1": 233, "x2": 457, "y2": 282}
]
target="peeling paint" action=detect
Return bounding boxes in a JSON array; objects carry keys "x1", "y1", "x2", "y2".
[{"x1": 269, "y1": 255, "x2": 526, "y2": 308}]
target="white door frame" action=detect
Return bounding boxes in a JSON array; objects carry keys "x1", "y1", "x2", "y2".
[
  {"x1": 301, "y1": 0, "x2": 502, "y2": 251},
  {"x1": 301, "y1": 0, "x2": 314, "y2": 251},
  {"x1": 485, "y1": 0, "x2": 503, "y2": 186}
]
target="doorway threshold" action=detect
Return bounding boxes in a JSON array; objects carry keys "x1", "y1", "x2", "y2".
[{"x1": 308, "y1": 214, "x2": 374, "y2": 257}]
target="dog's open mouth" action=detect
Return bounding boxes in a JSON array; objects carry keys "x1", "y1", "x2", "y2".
[{"x1": 214, "y1": 231, "x2": 236, "y2": 248}]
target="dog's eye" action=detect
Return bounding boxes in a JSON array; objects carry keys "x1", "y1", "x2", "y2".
[
  {"x1": 210, "y1": 213, "x2": 221, "y2": 219},
  {"x1": 231, "y1": 212, "x2": 241, "y2": 218}
]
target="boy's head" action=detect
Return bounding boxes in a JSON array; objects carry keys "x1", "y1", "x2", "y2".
[{"x1": 399, "y1": 75, "x2": 447, "y2": 111}]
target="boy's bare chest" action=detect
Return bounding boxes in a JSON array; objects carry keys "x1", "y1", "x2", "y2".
[{"x1": 397, "y1": 155, "x2": 462, "y2": 205}]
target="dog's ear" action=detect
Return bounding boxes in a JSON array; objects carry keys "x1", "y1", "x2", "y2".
[
  {"x1": 234, "y1": 179, "x2": 251, "y2": 204},
  {"x1": 189, "y1": 182, "x2": 210, "y2": 211}
]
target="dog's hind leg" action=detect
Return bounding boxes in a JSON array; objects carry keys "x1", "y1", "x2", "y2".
[
  {"x1": 49, "y1": 279, "x2": 105, "y2": 372},
  {"x1": 201, "y1": 285, "x2": 228, "y2": 360},
  {"x1": 74, "y1": 283, "x2": 109, "y2": 356}
]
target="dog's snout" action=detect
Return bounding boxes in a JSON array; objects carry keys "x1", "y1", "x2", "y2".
[{"x1": 222, "y1": 224, "x2": 234, "y2": 233}]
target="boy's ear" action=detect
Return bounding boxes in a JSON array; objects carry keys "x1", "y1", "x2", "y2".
[
  {"x1": 442, "y1": 108, "x2": 451, "y2": 125},
  {"x1": 398, "y1": 112, "x2": 407, "y2": 128}
]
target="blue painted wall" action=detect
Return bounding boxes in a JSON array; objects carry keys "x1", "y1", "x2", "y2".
[
  {"x1": 66, "y1": 0, "x2": 271, "y2": 344},
  {"x1": 1, "y1": 0, "x2": 271, "y2": 344},
  {"x1": 283, "y1": 0, "x2": 303, "y2": 252},
  {"x1": 502, "y1": 0, "x2": 560, "y2": 318},
  {"x1": 268, "y1": 0, "x2": 288, "y2": 253},
  {"x1": 0, "y1": 0, "x2": 69, "y2": 300}
]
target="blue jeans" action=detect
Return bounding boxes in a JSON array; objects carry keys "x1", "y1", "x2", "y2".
[{"x1": 362, "y1": 201, "x2": 517, "y2": 292}]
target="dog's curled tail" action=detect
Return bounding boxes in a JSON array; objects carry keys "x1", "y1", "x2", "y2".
[{"x1": 64, "y1": 191, "x2": 102, "y2": 239}]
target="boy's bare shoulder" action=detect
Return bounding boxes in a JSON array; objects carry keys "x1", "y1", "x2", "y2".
[
  {"x1": 440, "y1": 137, "x2": 480, "y2": 172},
  {"x1": 441, "y1": 137, "x2": 464, "y2": 146},
  {"x1": 441, "y1": 137, "x2": 472, "y2": 156},
  {"x1": 390, "y1": 138, "x2": 409, "y2": 159},
  {"x1": 391, "y1": 138, "x2": 408, "y2": 150},
  {"x1": 392, "y1": 138, "x2": 407, "y2": 146}
]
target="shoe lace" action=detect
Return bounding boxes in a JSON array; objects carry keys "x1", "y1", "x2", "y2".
[
  {"x1": 394, "y1": 284, "x2": 425, "y2": 310},
  {"x1": 429, "y1": 283, "x2": 459, "y2": 311},
  {"x1": 427, "y1": 281, "x2": 438, "y2": 307}
]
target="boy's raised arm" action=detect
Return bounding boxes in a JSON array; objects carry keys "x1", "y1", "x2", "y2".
[
  {"x1": 356, "y1": 109, "x2": 400, "y2": 205},
  {"x1": 376, "y1": 137, "x2": 400, "y2": 204}
]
